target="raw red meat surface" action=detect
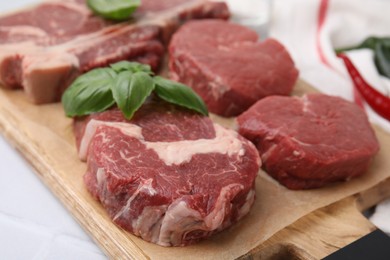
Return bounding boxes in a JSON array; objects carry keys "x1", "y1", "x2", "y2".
[
  {"x1": 237, "y1": 94, "x2": 379, "y2": 189},
  {"x1": 75, "y1": 101, "x2": 261, "y2": 246},
  {"x1": 169, "y1": 19, "x2": 298, "y2": 117}
]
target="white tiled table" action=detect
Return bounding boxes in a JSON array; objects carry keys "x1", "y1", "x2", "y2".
[
  {"x1": 0, "y1": 135, "x2": 106, "y2": 259},
  {"x1": 0, "y1": 1, "x2": 106, "y2": 259}
]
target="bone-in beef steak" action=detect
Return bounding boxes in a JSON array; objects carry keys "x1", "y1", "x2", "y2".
[
  {"x1": 0, "y1": 1, "x2": 112, "y2": 45},
  {"x1": 169, "y1": 19, "x2": 299, "y2": 117},
  {"x1": 0, "y1": 0, "x2": 229, "y2": 104},
  {"x1": 75, "y1": 101, "x2": 260, "y2": 246},
  {"x1": 237, "y1": 94, "x2": 379, "y2": 190}
]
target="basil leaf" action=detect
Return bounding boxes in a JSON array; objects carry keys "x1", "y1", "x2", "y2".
[
  {"x1": 335, "y1": 37, "x2": 390, "y2": 79},
  {"x1": 87, "y1": 0, "x2": 140, "y2": 21},
  {"x1": 359, "y1": 37, "x2": 386, "y2": 50},
  {"x1": 62, "y1": 68, "x2": 116, "y2": 117},
  {"x1": 374, "y1": 41, "x2": 390, "y2": 78},
  {"x1": 335, "y1": 37, "x2": 390, "y2": 54},
  {"x1": 154, "y1": 76, "x2": 208, "y2": 116},
  {"x1": 112, "y1": 71, "x2": 155, "y2": 119},
  {"x1": 110, "y1": 61, "x2": 153, "y2": 75}
]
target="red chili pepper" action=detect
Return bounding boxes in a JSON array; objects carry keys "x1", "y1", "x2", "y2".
[{"x1": 337, "y1": 53, "x2": 390, "y2": 121}]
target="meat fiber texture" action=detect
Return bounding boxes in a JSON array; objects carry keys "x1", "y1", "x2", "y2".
[
  {"x1": 0, "y1": 0, "x2": 229, "y2": 104},
  {"x1": 169, "y1": 19, "x2": 299, "y2": 117},
  {"x1": 74, "y1": 101, "x2": 260, "y2": 246},
  {"x1": 237, "y1": 94, "x2": 380, "y2": 190}
]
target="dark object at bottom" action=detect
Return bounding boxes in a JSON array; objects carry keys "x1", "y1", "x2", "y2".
[{"x1": 324, "y1": 229, "x2": 390, "y2": 260}]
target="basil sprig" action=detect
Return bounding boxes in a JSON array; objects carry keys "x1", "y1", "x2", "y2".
[
  {"x1": 62, "y1": 61, "x2": 208, "y2": 119},
  {"x1": 154, "y1": 76, "x2": 209, "y2": 116},
  {"x1": 87, "y1": 0, "x2": 140, "y2": 21}
]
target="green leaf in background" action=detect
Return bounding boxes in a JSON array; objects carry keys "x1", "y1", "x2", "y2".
[
  {"x1": 112, "y1": 71, "x2": 155, "y2": 119},
  {"x1": 154, "y1": 76, "x2": 208, "y2": 116},
  {"x1": 335, "y1": 36, "x2": 390, "y2": 79},
  {"x1": 87, "y1": 0, "x2": 141, "y2": 21},
  {"x1": 62, "y1": 68, "x2": 116, "y2": 117},
  {"x1": 110, "y1": 61, "x2": 153, "y2": 75},
  {"x1": 335, "y1": 37, "x2": 390, "y2": 54},
  {"x1": 374, "y1": 41, "x2": 390, "y2": 79}
]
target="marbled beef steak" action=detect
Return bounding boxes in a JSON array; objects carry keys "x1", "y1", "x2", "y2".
[
  {"x1": 169, "y1": 19, "x2": 299, "y2": 117},
  {"x1": 74, "y1": 101, "x2": 261, "y2": 246},
  {"x1": 0, "y1": 0, "x2": 229, "y2": 104},
  {"x1": 237, "y1": 94, "x2": 379, "y2": 190}
]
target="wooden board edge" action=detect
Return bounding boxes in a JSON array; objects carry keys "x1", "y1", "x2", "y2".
[
  {"x1": 240, "y1": 177, "x2": 390, "y2": 259},
  {"x1": 1, "y1": 84, "x2": 390, "y2": 259},
  {"x1": 0, "y1": 106, "x2": 150, "y2": 260}
]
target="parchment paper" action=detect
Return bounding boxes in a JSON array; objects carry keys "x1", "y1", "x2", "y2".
[{"x1": 0, "y1": 80, "x2": 389, "y2": 259}]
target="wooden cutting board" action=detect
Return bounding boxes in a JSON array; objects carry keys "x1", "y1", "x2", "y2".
[{"x1": 1, "y1": 80, "x2": 390, "y2": 259}]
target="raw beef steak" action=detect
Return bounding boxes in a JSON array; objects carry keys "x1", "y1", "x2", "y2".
[
  {"x1": 75, "y1": 101, "x2": 260, "y2": 246},
  {"x1": 0, "y1": 0, "x2": 112, "y2": 45},
  {"x1": 0, "y1": 0, "x2": 229, "y2": 104},
  {"x1": 237, "y1": 94, "x2": 379, "y2": 190},
  {"x1": 169, "y1": 19, "x2": 299, "y2": 117}
]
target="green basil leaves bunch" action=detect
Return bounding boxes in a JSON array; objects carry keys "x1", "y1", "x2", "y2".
[{"x1": 62, "y1": 61, "x2": 208, "y2": 119}]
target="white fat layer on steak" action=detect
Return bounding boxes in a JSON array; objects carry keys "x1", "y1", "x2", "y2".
[
  {"x1": 0, "y1": 26, "x2": 48, "y2": 38},
  {"x1": 0, "y1": 41, "x2": 79, "y2": 82},
  {"x1": 142, "y1": 183, "x2": 253, "y2": 246},
  {"x1": 0, "y1": 22, "x2": 159, "y2": 96},
  {"x1": 145, "y1": 124, "x2": 244, "y2": 166},
  {"x1": 79, "y1": 120, "x2": 143, "y2": 161},
  {"x1": 203, "y1": 183, "x2": 244, "y2": 229},
  {"x1": 6, "y1": 23, "x2": 138, "y2": 55},
  {"x1": 80, "y1": 119, "x2": 245, "y2": 166},
  {"x1": 158, "y1": 200, "x2": 204, "y2": 246},
  {"x1": 99, "y1": 176, "x2": 255, "y2": 246},
  {"x1": 93, "y1": 156, "x2": 257, "y2": 246},
  {"x1": 21, "y1": 52, "x2": 79, "y2": 102},
  {"x1": 133, "y1": 205, "x2": 168, "y2": 242},
  {"x1": 237, "y1": 188, "x2": 256, "y2": 219},
  {"x1": 96, "y1": 168, "x2": 106, "y2": 189},
  {"x1": 22, "y1": 52, "x2": 79, "y2": 71},
  {"x1": 0, "y1": 13, "x2": 123, "y2": 85},
  {"x1": 113, "y1": 178, "x2": 156, "y2": 222}
]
